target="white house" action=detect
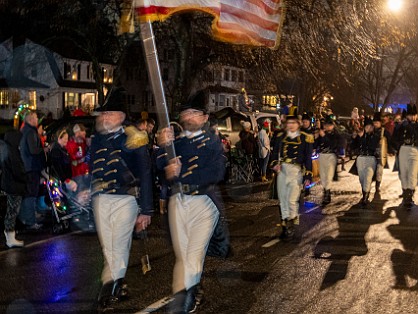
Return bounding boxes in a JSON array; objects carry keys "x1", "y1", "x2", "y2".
[{"x1": 0, "y1": 38, "x2": 115, "y2": 119}]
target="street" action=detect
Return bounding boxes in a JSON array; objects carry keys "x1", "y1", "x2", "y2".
[{"x1": 1, "y1": 158, "x2": 418, "y2": 314}]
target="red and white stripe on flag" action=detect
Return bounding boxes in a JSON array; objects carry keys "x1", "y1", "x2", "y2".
[{"x1": 134, "y1": 0, "x2": 285, "y2": 48}]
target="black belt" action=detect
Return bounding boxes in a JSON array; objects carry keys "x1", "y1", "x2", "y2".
[
  {"x1": 403, "y1": 144, "x2": 418, "y2": 147},
  {"x1": 171, "y1": 183, "x2": 213, "y2": 195}
]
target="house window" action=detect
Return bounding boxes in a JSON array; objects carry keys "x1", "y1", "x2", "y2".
[
  {"x1": 226, "y1": 97, "x2": 230, "y2": 107},
  {"x1": 87, "y1": 65, "x2": 90, "y2": 79},
  {"x1": 231, "y1": 70, "x2": 237, "y2": 82},
  {"x1": 223, "y1": 69, "x2": 230, "y2": 81},
  {"x1": 64, "y1": 92, "x2": 80, "y2": 111},
  {"x1": 239, "y1": 71, "x2": 244, "y2": 83},
  {"x1": 143, "y1": 91, "x2": 153, "y2": 108},
  {"x1": 64, "y1": 62, "x2": 71, "y2": 79},
  {"x1": 77, "y1": 64, "x2": 81, "y2": 81},
  {"x1": 219, "y1": 94, "x2": 225, "y2": 107}
]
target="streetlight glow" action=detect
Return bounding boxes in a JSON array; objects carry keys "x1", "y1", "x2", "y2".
[{"x1": 388, "y1": 0, "x2": 403, "y2": 12}]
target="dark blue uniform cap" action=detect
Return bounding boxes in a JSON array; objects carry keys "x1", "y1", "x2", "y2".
[
  {"x1": 96, "y1": 87, "x2": 127, "y2": 113},
  {"x1": 181, "y1": 90, "x2": 207, "y2": 114}
]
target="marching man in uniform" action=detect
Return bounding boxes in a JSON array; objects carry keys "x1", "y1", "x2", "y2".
[
  {"x1": 315, "y1": 115, "x2": 345, "y2": 205},
  {"x1": 157, "y1": 91, "x2": 227, "y2": 313},
  {"x1": 372, "y1": 112, "x2": 391, "y2": 194},
  {"x1": 351, "y1": 116, "x2": 380, "y2": 207},
  {"x1": 90, "y1": 88, "x2": 154, "y2": 311},
  {"x1": 271, "y1": 114, "x2": 313, "y2": 240},
  {"x1": 393, "y1": 104, "x2": 418, "y2": 208}
]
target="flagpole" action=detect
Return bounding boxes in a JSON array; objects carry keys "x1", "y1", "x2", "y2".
[{"x1": 139, "y1": 20, "x2": 177, "y2": 161}]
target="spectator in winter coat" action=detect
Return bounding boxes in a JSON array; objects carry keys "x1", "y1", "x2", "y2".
[
  {"x1": 1, "y1": 130, "x2": 27, "y2": 247},
  {"x1": 19, "y1": 111, "x2": 46, "y2": 230},
  {"x1": 49, "y1": 128, "x2": 72, "y2": 182},
  {"x1": 238, "y1": 121, "x2": 256, "y2": 156}
]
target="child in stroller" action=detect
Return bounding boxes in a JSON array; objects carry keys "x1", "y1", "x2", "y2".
[{"x1": 46, "y1": 174, "x2": 95, "y2": 234}]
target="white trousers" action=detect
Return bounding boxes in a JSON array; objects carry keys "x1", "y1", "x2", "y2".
[
  {"x1": 356, "y1": 156, "x2": 376, "y2": 193},
  {"x1": 319, "y1": 153, "x2": 337, "y2": 190},
  {"x1": 399, "y1": 145, "x2": 418, "y2": 190},
  {"x1": 169, "y1": 193, "x2": 219, "y2": 293},
  {"x1": 277, "y1": 163, "x2": 302, "y2": 220},
  {"x1": 93, "y1": 194, "x2": 138, "y2": 283}
]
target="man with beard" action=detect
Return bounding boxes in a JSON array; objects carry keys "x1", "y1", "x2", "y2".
[
  {"x1": 315, "y1": 115, "x2": 345, "y2": 205},
  {"x1": 271, "y1": 114, "x2": 313, "y2": 240},
  {"x1": 393, "y1": 104, "x2": 418, "y2": 209},
  {"x1": 157, "y1": 90, "x2": 227, "y2": 313},
  {"x1": 90, "y1": 87, "x2": 154, "y2": 312}
]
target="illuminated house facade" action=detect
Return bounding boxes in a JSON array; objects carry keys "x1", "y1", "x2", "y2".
[{"x1": 0, "y1": 38, "x2": 115, "y2": 119}]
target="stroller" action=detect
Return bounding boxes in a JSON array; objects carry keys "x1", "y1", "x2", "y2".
[{"x1": 45, "y1": 174, "x2": 95, "y2": 234}]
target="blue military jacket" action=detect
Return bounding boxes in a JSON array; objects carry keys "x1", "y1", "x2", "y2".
[
  {"x1": 315, "y1": 130, "x2": 345, "y2": 156},
  {"x1": 156, "y1": 130, "x2": 226, "y2": 192},
  {"x1": 271, "y1": 131, "x2": 314, "y2": 180},
  {"x1": 89, "y1": 127, "x2": 154, "y2": 215}
]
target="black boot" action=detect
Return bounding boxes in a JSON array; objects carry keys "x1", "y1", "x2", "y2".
[
  {"x1": 322, "y1": 189, "x2": 331, "y2": 206},
  {"x1": 286, "y1": 219, "x2": 295, "y2": 240},
  {"x1": 169, "y1": 290, "x2": 187, "y2": 314},
  {"x1": 112, "y1": 278, "x2": 129, "y2": 300},
  {"x1": 359, "y1": 191, "x2": 369, "y2": 208},
  {"x1": 97, "y1": 279, "x2": 128, "y2": 313},
  {"x1": 98, "y1": 281, "x2": 117, "y2": 312},
  {"x1": 184, "y1": 285, "x2": 198, "y2": 313},
  {"x1": 399, "y1": 189, "x2": 406, "y2": 199},
  {"x1": 375, "y1": 181, "x2": 381, "y2": 193},
  {"x1": 279, "y1": 219, "x2": 288, "y2": 240},
  {"x1": 403, "y1": 189, "x2": 414, "y2": 209}
]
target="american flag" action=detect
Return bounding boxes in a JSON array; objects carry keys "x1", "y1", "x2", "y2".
[{"x1": 133, "y1": 0, "x2": 285, "y2": 48}]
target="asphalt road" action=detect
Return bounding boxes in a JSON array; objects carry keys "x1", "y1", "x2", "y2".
[{"x1": 1, "y1": 158, "x2": 418, "y2": 314}]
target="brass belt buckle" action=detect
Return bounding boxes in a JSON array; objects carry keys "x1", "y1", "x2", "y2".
[{"x1": 182, "y1": 184, "x2": 190, "y2": 193}]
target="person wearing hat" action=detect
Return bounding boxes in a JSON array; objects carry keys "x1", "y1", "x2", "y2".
[
  {"x1": 238, "y1": 120, "x2": 257, "y2": 156},
  {"x1": 270, "y1": 114, "x2": 313, "y2": 240},
  {"x1": 157, "y1": 90, "x2": 228, "y2": 313},
  {"x1": 393, "y1": 104, "x2": 418, "y2": 208},
  {"x1": 351, "y1": 116, "x2": 380, "y2": 207},
  {"x1": 372, "y1": 112, "x2": 391, "y2": 194},
  {"x1": 257, "y1": 120, "x2": 271, "y2": 182},
  {"x1": 238, "y1": 88, "x2": 251, "y2": 112},
  {"x1": 301, "y1": 112, "x2": 314, "y2": 134},
  {"x1": 90, "y1": 87, "x2": 154, "y2": 311},
  {"x1": 315, "y1": 115, "x2": 345, "y2": 205},
  {"x1": 66, "y1": 123, "x2": 89, "y2": 178}
]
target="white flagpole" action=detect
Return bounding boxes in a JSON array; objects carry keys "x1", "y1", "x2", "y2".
[{"x1": 139, "y1": 20, "x2": 177, "y2": 161}]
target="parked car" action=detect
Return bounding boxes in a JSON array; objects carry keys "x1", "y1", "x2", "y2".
[{"x1": 212, "y1": 107, "x2": 280, "y2": 147}]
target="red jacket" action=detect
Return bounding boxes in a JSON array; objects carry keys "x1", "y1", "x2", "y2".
[{"x1": 66, "y1": 137, "x2": 89, "y2": 177}]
